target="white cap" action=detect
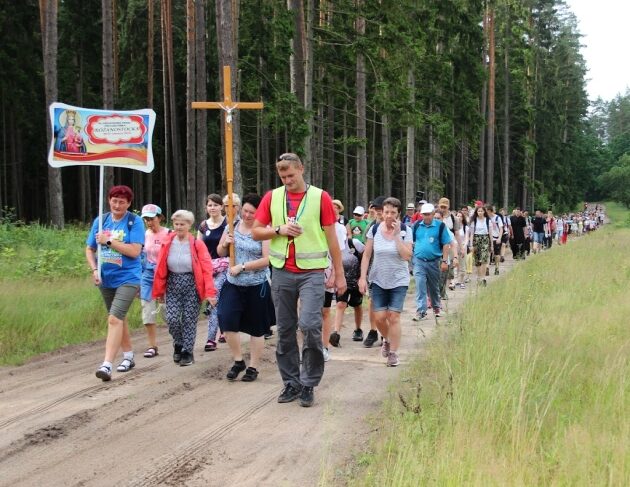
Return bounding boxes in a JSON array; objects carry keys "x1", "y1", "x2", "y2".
[
  {"x1": 420, "y1": 203, "x2": 435, "y2": 214},
  {"x1": 407, "y1": 203, "x2": 415, "y2": 210},
  {"x1": 353, "y1": 206, "x2": 365, "y2": 215}
]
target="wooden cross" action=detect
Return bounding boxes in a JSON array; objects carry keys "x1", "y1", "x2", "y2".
[{"x1": 192, "y1": 65, "x2": 264, "y2": 266}]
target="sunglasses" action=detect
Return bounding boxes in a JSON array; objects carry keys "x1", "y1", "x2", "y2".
[{"x1": 277, "y1": 153, "x2": 299, "y2": 162}]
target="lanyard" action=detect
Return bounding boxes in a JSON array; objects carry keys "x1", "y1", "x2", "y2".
[{"x1": 284, "y1": 184, "x2": 309, "y2": 223}]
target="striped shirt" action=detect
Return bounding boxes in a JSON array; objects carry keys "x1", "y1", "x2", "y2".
[{"x1": 367, "y1": 223, "x2": 412, "y2": 289}]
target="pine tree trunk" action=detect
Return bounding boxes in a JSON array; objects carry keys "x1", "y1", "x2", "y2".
[
  {"x1": 40, "y1": 0, "x2": 64, "y2": 227},
  {"x1": 381, "y1": 114, "x2": 391, "y2": 196},
  {"x1": 327, "y1": 98, "x2": 335, "y2": 195},
  {"x1": 405, "y1": 69, "x2": 415, "y2": 205},
  {"x1": 146, "y1": 0, "x2": 155, "y2": 204},
  {"x1": 186, "y1": 0, "x2": 197, "y2": 214},
  {"x1": 303, "y1": 0, "x2": 315, "y2": 180},
  {"x1": 485, "y1": 5, "x2": 495, "y2": 205},
  {"x1": 195, "y1": 0, "x2": 208, "y2": 217},
  {"x1": 355, "y1": 0, "x2": 368, "y2": 208},
  {"x1": 478, "y1": 3, "x2": 488, "y2": 200},
  {"x1": 216, "y1": 0, "x2": 242, "y2": 196},
  {"x1": 102, "y1": 0, "x2": 115, "y2": 194},
  {"x1": 503, "y1": 7, "x2": 510, "y2": 210},
  {"x1": 161, "y1": 0, "x2": 171, "y2": 216}
]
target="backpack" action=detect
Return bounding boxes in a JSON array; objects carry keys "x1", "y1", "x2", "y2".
[
  {"x1": 370, "y1": 221, "x2": 411, "y2": 238},
  {"x1": 411, "y1": 220, "x2": 447, "y2": 249},
  {"x1": 102, "y1": 211, "x2": 136, "y2": 231}
]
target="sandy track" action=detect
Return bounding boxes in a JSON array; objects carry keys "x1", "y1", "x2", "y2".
[{"x1": 0, "y1": 258, "x2": 515, "y2": 487}]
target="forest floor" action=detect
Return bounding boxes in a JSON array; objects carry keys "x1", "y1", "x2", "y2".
[{"x1": 0, "y1": 258, "x2": 516, "y2": 487}]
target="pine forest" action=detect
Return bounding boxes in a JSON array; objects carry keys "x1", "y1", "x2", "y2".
[{"x1": 1, "y1": 0, "x2": 629, "y2": 227}]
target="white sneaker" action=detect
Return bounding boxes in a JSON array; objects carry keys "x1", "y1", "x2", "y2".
[{"x1": 323, "y1": 347, "x2": 330, "y2": 362}]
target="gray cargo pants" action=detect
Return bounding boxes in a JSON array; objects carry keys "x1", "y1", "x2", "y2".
[{"x1": 270, "y1": 268, "x2": 325, "y2": 388}]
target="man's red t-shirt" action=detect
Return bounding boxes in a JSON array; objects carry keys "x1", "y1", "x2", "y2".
[{"x1": 255, "y1": 187, "x2": 336, "y2": 273}]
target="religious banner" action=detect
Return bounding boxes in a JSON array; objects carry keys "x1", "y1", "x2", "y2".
[{"x1": 47, "y1": 102, "x2": 156, "y2": 173}]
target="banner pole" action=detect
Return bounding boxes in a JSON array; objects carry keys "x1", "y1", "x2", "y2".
[{"x1": 97, "y1": 165, "x2": 104, "y2": 278}]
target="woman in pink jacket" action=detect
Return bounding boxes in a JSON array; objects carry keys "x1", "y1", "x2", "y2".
[{"x1": 153, "y1": 210, "x2": 217, "y2": 366}]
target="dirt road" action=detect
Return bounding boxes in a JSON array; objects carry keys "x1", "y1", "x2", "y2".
[{"x1": 0, "y1": 259, "x2": 514, "y2": 487}]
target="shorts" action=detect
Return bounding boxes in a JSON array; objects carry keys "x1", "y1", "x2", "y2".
[
  {"x1": 533, "y1": 232, "x2": 545, "y2": 244},
  {"x1": 323, "y1": 291, "x2": 335, "y2": 308},
  {"x1": 141, "y1": 299, "x2": 163, "y2": 325},
  {"x1": 501, "y1": 233, "x2": 509, "y2": 244},
  {"x1": 336, "y1": 288, "x2": 363, "y2": 307},
  {"x1": 369, "y1": 284, "x2": 407, "y2": 313},
  {"x1": 492, "y1": 240, "x2": 502, "y2": 256},
  {"x1": 100, "y1": 284, "x2": 139, "y2": 320}
]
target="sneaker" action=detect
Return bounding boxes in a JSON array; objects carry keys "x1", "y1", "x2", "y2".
[
  {"x1": 464, "y1": 276, "x2": 471, "y2": 283},
  {"x1": 323, "y1": 347, "x2": 330, "y2": 362},
  {"x1": 116, "y1": 357, "x2": 135, "y2": 372},
  {"x1": 500, "y1": 256, "x2": 505, "y2": 263},
  {"x1": 299, "y1": 386, "x2": 315, "y2": 407},
  {"x1": 226, "y1": 360, "x2": 246, "y2": 380},
  {"x1": 434, "y1": 308, "x2": 442, "y2": 317},
  {"x1": 352, "y1": 328, "x2": 364, "y2": 341},
  {"x1": 278, "y1": 384, "x2": 302, "y2": 403},
  {"x1": 173, "y1": 344, "x2": 182, "y2": 363},
  {"x1": 218, "y1": 334, "x2": 226, "y2": 343},
  {"x1": 264, "y1": 331, "x2": 273, "y2": 340},
  {"x1": 485, "y1": 268, "x2": 490, "y2": 277},
  {"x1": 363, "y1": 329, "x2": 378, "y2": 348},
  {"x1": 387, "y1": 351, "x2": 400, "y2": 367},
  {"x1": 95, "y1": 365, "x2": 112, "y2": 381},
  {"x1": 412, "y1": 311, "x2": 427, "y2": 321},
  {"x1": 448, "y1": 283, "x2": 455, "y2": 291},
  {"x1": 329, "y1": 331, "x2": 341, "y2": 348},
  {"x1": 482, "y1": 279, "x2": 487, "y2": 287},
  {"x1": 494, "y1": 268, "x2": 500, "y2": 275},
  {"x1": 179, "y1": 351, "x2": 194, "y2": 366},
  {"x1": 241, "y1": 366, "x2": 259, "y2": 382},
  {"x1": 204, "y1": 340, "x2": 217, "y2": 352},
  {"x1": 381, "y1": 339, "x2": 390, "y2": 358},
  {"x1": 460, "y1": 283, "x2": 466, "y2": 289}
]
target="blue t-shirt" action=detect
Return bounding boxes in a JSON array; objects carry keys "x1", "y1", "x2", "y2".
[
  {"x1": 86, "y1": 212, "x2": 145, "y2": 288},
  {"x1": 413, "y1": 220, "x2": 452, "y2": 260}
]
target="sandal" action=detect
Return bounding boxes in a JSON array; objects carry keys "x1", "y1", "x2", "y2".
[
  {"x1": 204, "y1": 340, "x2": 217, "y2": 352},
  {"x1": 116, "y1": 358, "x2": 135, "y2": 372},
  {"x1": 226, "y1": 361, "x2": 246, "y2": 381},
  {"x1": 143, "y1": 346, "x2": 158, "y2": 358},
  {"x1": 218, "y1": 334, "x2": 226, "y2": 343},
  {"x1": 241, "y1": 367, "x2": 259, "y2": 382}
]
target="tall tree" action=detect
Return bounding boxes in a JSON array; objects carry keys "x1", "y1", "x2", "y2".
[
  {"x1": 355, "y1": 0, "x2": 367, "y2": 207},
  {"x1": 185, "y1": 0, "x2": 197, "y2": 215},
  {"x1": 40, "y1": 0, "x2": 64, "y2": 227},
  {"x1": 195, "y1": 0, "x2": 208, "y2": 217},
  {"x1": 102, "y1": 0, "x2": 115, "y2": 194},
  {"x1": 485, "y1": 2, "x2": 496, "y2": 204}
]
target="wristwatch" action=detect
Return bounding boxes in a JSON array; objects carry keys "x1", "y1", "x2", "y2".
[
  {"x1": 106, "y1": 239, "x2": 112, "y2": 247},
  {"x1": 441, "y1": 259, "x2": 448, "y2": 264},
  {"x1": 274, "y1": 226, "x2": 281, "y2": 235}
]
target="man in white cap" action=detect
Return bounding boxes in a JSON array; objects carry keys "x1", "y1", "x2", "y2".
[
  {"x1": 402, "y1": 203, "x2": 415, "y2": 225},
  {"x1": 411, "y1": 203, "x2": 452, "y2": 320}
]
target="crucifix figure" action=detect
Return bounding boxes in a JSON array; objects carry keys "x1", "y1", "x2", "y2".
[{"x1": 192, "y1": 65, "x2": 264, "y2": 265}]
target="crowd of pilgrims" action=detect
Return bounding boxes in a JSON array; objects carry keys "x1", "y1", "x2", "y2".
[{"x1": 87, "y1": 183, "x2": 604, "y2": 398}]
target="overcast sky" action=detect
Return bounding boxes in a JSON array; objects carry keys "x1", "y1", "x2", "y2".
[{"x1": 565, "y1": 0, "x2": 629, "y2": 102}]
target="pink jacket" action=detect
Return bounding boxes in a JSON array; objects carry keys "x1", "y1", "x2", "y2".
[{"x1": 152, "y1": 232, "x2": 217, "y2": 300}]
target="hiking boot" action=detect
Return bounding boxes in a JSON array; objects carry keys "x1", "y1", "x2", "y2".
[
  {"x1": 381, "y1": 339, "x2": 391, "y2": 358},
  {"x1": 173, "y1": 344, "x2": 182, "y2": 363},
  {"x1": 329, "y1": 331, "x2": 340, "y2": 348},
  {"x1": 323, "y1": 347, "x2": 330, "y2": 362},
  {"x1": 494, "y1": 268, "x2": 500, "y2": 276},
  {"x1": 387, "y1": 351, "x2": 400, "y2": 367},
  {"x1": 226, "y1": 360, "x2": 246, "y2": 380},
  {"x1": 299, "y1": 386, "x2": 315, "y2": 407},
  {"x1": 363, "y1": 329, "x2": 378, "y2": 348},
  {"x1": 278, "y1": 384, "x2": 302, "y2": 403},
  {"x1": 179, "y1": 351, "x2": 194, "y2": 366},
  {"x1": 95, "y1": 365, "x2": 112, "y2": 382},
  {"x1": 352, "y1": 329, "x2": 364, "y2": 341}
]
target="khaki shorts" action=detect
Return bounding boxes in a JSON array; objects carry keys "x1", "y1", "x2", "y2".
[{"x1": 141, "y1": 299, "x2": 164, "y2": 325}]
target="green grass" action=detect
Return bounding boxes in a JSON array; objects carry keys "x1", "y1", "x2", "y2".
[
  {"x1": 347, "y1": 207, "x2": 629, "y2": 486},
  {"x1": 0, "y1": 222, "x2": 142, "y2": 365}
]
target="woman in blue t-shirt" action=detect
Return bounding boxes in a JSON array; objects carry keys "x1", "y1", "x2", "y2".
[{"x1": 86, "y1": 185, "x2": 145, "y2": 381}]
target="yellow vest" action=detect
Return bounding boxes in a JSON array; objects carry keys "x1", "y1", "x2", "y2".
[{"x1": 269, "y1": 185, "x2": 329, "y2": 269}]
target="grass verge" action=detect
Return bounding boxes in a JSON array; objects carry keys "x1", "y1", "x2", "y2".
[
  {"x1": 0, "y1": 277, "x2": 142, "y2": 366},
  {"x1": 348, "y1": 208, "x2": 629, "y2": 486}
]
